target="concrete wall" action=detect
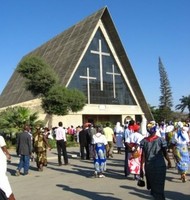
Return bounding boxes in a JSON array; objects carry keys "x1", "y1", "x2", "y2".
[{"x1": 0, "y1": 98, "x2": 145, "y2": 129}]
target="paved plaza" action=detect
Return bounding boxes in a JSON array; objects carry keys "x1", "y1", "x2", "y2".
[{"x1": 7, "y1": 146, "x2": 190, "y2": 200}]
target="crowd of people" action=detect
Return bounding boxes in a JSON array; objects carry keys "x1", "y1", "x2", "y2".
[{"x1": 0, "y1": 119, "x2": 190, "y2": 200}]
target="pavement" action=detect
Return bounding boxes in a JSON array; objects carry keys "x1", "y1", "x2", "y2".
[{"x1": 7, "y1": 146, "x2": 190, "y2": 200}]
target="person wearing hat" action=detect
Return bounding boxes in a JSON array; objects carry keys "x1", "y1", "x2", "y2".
[
  {"x1": 140, "y1": 123, "x2": 171, "y2": 200},
  {"x1": 171, "y1": 121, "x2": 190, "y2": 182},
  {"x1": 33, "y1": 126, "x2": 51, "y2": 171},
  {"x1": 165, "y1": 121, "x2": 175, "y2": 151},
  {"x1": 125, "y1": 123, "x2": 144, "y2": 180}
]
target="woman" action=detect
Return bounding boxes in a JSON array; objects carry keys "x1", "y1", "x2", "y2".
[
  {"x1": 0, "y1": 135, "x2": 16, "y2": 200},
  {"x1": 124, "y1": 119, "x2": 135, "y2": 177},
  {"x1": 125, "y1": 124, "x2": 144, "y2": 180},
  {"x1": 158, "y1": 121, "x2": 166, "y2": 139},
  {"x1": 114, "y1": 122, "x2": 123, "y2": 135},
  {"x1": 115, "y1": 129, "x2": 124, "y2": 154},
  {"x1": 165, "y1": 121, "x2": 174, "y2": 151},
  {"x1": 33, "y1": 127, "x2": 51, "y2": 171},
  {"x1": 171, "y1": 121, "x2": 189, "y2": 182},
  {"x1": 140, "y1": 124, "x2": 171, "y2": 200},
  {"x1": 92, "y1": 126, "x2": 107, "y2": 178}
]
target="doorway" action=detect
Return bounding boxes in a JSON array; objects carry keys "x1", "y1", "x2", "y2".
[{"x1": 83, "y1": 115, "x2": 122, "y2": 127}]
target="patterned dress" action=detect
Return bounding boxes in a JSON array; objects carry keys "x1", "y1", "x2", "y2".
[
  {"x1": 171, "y1": 128, "x2": 189, "y2": 176},
  {"x1": 33, "y1": 132, "x2": 48, "y2": 170},
  {"x1": 126, "y1": 131, "x2": 144, "y2": 175},
  {"x1": 92, "y1": 132, "x2": 107, "y2": 176}
]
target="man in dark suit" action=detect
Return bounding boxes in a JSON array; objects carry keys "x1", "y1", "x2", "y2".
[{"x1": 79, "y1": 124, "x2": 91, "y2": 160}]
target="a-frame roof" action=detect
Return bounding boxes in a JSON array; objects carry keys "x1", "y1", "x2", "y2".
[{"x1": 0, "y1": 7, "x2": 153, "y2": 121}]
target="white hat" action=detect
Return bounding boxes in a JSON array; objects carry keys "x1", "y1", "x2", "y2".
[
  {"x1": 177, "y1": 121, "x2": 183, "y2": 128},
  {"x1": 150, "y1": 121, "x2": 156, "y2": 125}
]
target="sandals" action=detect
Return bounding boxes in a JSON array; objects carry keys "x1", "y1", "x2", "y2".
[{"x1": 181, "y1": 174, "x2": 186, "y2": 183}]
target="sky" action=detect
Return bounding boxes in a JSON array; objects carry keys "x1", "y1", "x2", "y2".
[{"x1": 1, "y1": 0, "x2": 190, "y2": 110}]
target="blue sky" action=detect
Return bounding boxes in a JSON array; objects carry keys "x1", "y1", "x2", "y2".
[{"x1": 1, "y1": 0, "x2": 190, "y2": 110}]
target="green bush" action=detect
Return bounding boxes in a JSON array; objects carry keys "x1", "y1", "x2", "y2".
[
  {"x1": 66, "y1": 134, "x2": 79, "y2": 147},
  {"x1": 95, "y1": 121, "x2": 114, "y2": 129},
  {"x1": 48, "y1": 139, "x2": 56, "y2": 149},
  {"x1": 48, "y1": 136, "x2": 79, "y2": 148},
  {"x1": 66, "y1": 134, "x2": 73, "y2": 142},
  {"x1": 66, "y1": 141, "x2": 79, "y2": 147},
  {"x1": 5, "y1": 140, "x2": 12, "y2": 149}
]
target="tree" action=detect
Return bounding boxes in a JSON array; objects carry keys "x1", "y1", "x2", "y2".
[
  {"x1": 66, "y1": 89, "x2": 87, "y2": 112},
  {"x1": 150, "y1": 104, "x2": 188, "y2": 123},
  {"x1": 149, "y1": 105, "x2": 161, "y2": 123},
  {"x1": 0, "y1": 106, "x2": 43, "y2": 142},
  {"x1": 17, "y1": 56, "x2": 59, "y2": 96},
  {"x1": 158, "y1": 57, "x2": 173, "y2": 121},
  {"x1": 41, "y1": 86, "x2": 86, "y2": 115},
  {"x1": 175, "y1": 95, "x2": 190, "y2": 117},
  {"x1": 17, "y1": 56, "x2": 86, "y2": 126}
]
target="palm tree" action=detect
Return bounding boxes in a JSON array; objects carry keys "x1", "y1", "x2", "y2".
[
  {"x1": 175, "y1": 95, "x2": 190, "y2": 117},
  {"x1": 0, "y1": 106, "x2": 43, "y2": 139}
]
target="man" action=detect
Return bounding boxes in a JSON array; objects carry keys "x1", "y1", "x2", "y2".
[
  {"x1": 15, "y1": 125, "x2": 32, "y2": 176},
  {"x1": 55, "y1": 122, "x2": 69, "y2": 166},
  {"x1": 103, "y1": 122, "x2": 114, "y2": 158},
  {"x1": 79, "y1": 124, "x2": 91, "y2": 160},
  {"x1": 88, "y1": 123, "x2": 96, "y2": 158},
  {"x1": 0, "y1": 135, "x2": 16, "y2": 200}
]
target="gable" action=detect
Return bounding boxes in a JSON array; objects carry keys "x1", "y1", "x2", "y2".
[
  {"x1": 68, "y1": 26, "x2": 137, "y2": 106},
  {"x1": 0, "y1": 7, "x2": 153, "y2": 121}
]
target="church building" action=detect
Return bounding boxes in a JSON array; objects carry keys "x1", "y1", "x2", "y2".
[{"x1": 0, "y1": 7, "x2": 153, "y2": 127}]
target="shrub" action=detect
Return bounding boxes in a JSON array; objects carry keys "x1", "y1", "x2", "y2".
[{"x1": 48, "y1": 139, "x2": 56, "y2": 149}]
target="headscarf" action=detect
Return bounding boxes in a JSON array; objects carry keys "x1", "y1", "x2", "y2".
[
  {"x1": 177, "y1": 121, "x2": 186, "y2": 141},
  {"x1": 147, "y1": 122, "x2": 157, "y2": 135},
  {"x1": 130, "y1": 124, "x2": 140, "y2": 132},
  {"x1": 115, "y1": 122, "x2": 123, "y2": 133}
]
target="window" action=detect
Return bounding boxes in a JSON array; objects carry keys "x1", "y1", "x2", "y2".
[{"x1": 68, "y1": 29, "x2": 136, "y2": 105}]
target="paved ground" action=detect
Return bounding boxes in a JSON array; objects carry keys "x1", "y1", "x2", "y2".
[{"x1": 7, "y1": 146, "x2": 190, "y2": 200}]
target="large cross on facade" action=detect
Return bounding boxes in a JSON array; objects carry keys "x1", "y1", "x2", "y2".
[
  {"x1": 90, "y1": 39, "x2": 110, "y2": 91},
  {"x1": 80, "y1": 67, "x2": 96, "y2": 104},
  {"x1": 106, "y1": 64, "x2": 121, "y2": 98}
]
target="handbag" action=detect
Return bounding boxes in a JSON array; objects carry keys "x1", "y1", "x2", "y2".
[
  {"x1": 137, "y1": 178, "x2": 145, "y2": 187},
  {"x1": 137, "y1": 149, "x2": 145, "y2": 187}
]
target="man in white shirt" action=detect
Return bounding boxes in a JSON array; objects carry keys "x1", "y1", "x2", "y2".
[{"x1": 55, "y1": 122, "x2": 69, "y2": 166}]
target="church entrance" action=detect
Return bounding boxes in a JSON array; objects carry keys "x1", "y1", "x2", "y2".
[{"x1": 83, "y1": 114, "x2": 122, "y2": 127}]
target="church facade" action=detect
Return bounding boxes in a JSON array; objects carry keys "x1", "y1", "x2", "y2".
[{"x1": 0, "y1": 7, "x2": 153, "y2": 128}]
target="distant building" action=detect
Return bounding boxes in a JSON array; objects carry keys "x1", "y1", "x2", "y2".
[{"x1": 0, "y1": 7, "x2": 153, "y2": 127}]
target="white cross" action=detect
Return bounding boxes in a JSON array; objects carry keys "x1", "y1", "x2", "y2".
[
  {"x1": 91, "y1": 39, "x2": 110, "y2": 91},
  {"x1": 106, "y1": 64, "x2": 121, "y2": 98},
  {"x1": 80, "y1": 67, "x2": 97, "y2": 104}
]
